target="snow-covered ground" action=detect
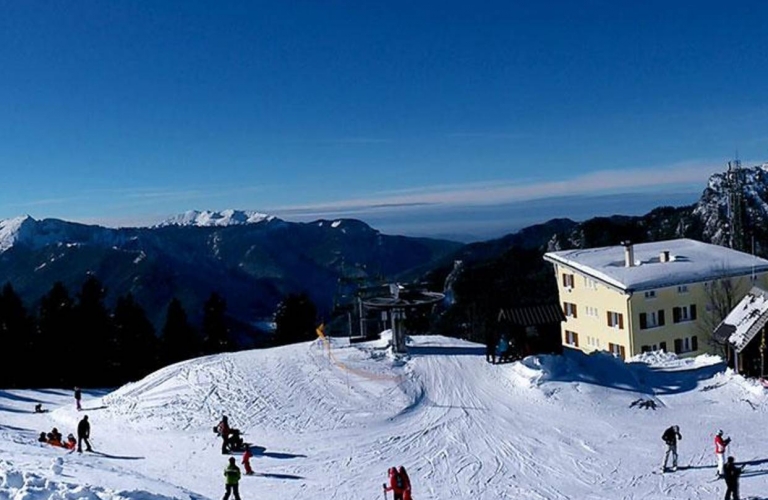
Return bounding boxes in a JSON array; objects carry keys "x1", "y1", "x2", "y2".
[{"x1": 2, "y1": 333, "x2": 768, "y2": 500}]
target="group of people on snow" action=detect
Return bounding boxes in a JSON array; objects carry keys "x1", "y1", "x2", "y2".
[
  {"x1": 485, "y1": 331, "x2": 516, "y2": 364},
  {"x1": 661, "y1": 425, "x2": 744, "y2": 499},
  {"x1": 383, "y1": 466, "x2": 412, "y2": 500},
  {"x1": 36, "y1": 415, "x2": 92, "y2": 453}
]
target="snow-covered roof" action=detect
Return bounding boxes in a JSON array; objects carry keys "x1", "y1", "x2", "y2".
[
  {"x1": 714, "y1": 286, "x2": 768, "y2": 353},
  {"x1": 544, "y1": 238, "x2": 768, "y2": 292}
]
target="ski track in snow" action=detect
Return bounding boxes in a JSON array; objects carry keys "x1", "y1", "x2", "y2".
[{"x1": 2, "y1": 334, "x2": 768, "y2": 499}]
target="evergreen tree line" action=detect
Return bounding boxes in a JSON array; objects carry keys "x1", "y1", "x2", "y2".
[{"x1": 0, "y1": 275, "x2": 233, "y2": 389}]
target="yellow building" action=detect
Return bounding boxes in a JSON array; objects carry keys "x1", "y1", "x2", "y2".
[{"x1": 543, "y1": 239, "x2": 768, "y2": 359}]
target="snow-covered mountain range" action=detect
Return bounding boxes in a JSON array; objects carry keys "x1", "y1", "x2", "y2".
[{"x1": 0, "y1": 212, "x2": 461, "y2": 338}]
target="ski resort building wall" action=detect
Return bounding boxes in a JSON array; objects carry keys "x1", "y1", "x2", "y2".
[{"x1": 544, "y1": 238, "x2": 768, "y2": 359}]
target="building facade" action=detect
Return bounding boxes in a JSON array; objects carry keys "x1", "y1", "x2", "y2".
[{"x1": 543, "y1": 239, "x2": 768, "y2": 359}]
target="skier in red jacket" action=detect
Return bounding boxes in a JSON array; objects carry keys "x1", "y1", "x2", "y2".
[
  {"x1": 241, "y1": 446, "x2": 254, "y2": 475},
  {"x1": 398, "y1": 466, "x2": 412, "y2": 500},
  {"x1": 383, "y1": 466, "x2": 405, "y2": 500},
  {"x1": 715, "y1": 430, "x2": 731, "y2": 477}
]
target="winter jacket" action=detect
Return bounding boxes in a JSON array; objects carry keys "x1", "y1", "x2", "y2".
[
  {"x1": 715, "y1": 435, "x2": 730, "y2": 454},
  {"x1": 385, "y1": 469, "x2": 405, "y2": 494},
  {"x1": 224, "y1": 464, "x2": 241, "y2": 485},
  {"x1": 242, "y1": 449, "x2": 252, "y2": 464},
  {"x1": 723, "y1": 461, "x2": 743, "y2": 484},
  {"x1": 662, "y1": 427, "x2": 681, "y2": 445},
  {"x1": 74, "y1": 389, "x2": 81, "y2": 400},
  {"x1": 77, "y1": 419, "x2": 90, "y2": 438}
]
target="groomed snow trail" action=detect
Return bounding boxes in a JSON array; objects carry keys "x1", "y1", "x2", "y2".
[{"x1": 2, "y1": 335, "x2": 768, "y2": 500}]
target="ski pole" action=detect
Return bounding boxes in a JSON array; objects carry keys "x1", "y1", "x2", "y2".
[{"x1": 382, "y1": 483, "x2": 387, "y2": 500}]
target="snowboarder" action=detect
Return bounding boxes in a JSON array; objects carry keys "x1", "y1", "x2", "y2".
[
  {"x1": 223, "y1": 456, "x2": 242, "y2": 500},
  {"x1": 723, "y1": 456, "x2": 744, "y2": 500},
  {"x1": 242, "y1": 446, "x2": 254, "y2": 475},
  {"x1": 715, "y1": 429, "x2": 731, "y2": 477},
  {"x1": 216, "y1": 415, "x2": 231, "y2": 454},
  {"x1": 34, "y1": 403, "x2": 45, "y2": 413},
  {"x1": 383, "y1": 466, "x2": 405, "y2": 500},
  {"x1": 661, "y1": 425, "x2": 682, "y2": 472},
  {"x1": 74, "y1": 387, "x2": 82, "y2": 411},
  {"x1": 77, "y1": 415, "x2": 92, "y2": 453}
]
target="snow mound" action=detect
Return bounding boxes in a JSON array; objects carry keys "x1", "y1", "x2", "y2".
[
  {"x1": 0, "y1": 466, "x2": 185, "y2": 500},
  {"x1": 629, "y1": 350, "x2": 723, "y2": 369}
]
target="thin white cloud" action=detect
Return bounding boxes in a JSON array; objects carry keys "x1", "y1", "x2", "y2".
[{"x1": 270, "y1": 160, "x2": 718, "y2": 217}]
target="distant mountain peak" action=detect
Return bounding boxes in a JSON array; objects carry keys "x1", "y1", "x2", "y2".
[
  {"x1": 0, "y1": 215, "x2": 37, "y2": 252},
  {"x1": 156, "y1": 210, "x2": 276, "y2": 228}
]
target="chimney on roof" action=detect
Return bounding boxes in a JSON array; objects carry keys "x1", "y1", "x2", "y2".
[
  {"x1": 622, "y1": 241, "x2": 634, "y2": 267},
  {"x1": 660, "y1": 250, "x2": 670, "y2": 263}
]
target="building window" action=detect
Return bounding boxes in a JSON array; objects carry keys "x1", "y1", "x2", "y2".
[
  {"x1": 672, "y1": 304, "x2": 697, "y2": 323},
  {"x1": 644, "y1": 290, "x2": 657, "y2": 299},
  {"x1": 641, "y1": 344, "x2": 660, "y2": 353},
  {"x1": 677, "y1": 285, "x2": 689, "y2": 294},
  {"x1": 660, "y1": 341, "x2": 667, "y2": 352},
  {"x1": 674, "y1": 336, "x2": 698, "y2": 354},
  {"x1": 562, "y1": 273, "x2": 575, "y2": 288},
  {"x1": 564, "y1": 302, "x2": 577, "y2": 318},
  {"x1": 606, "y1": 311, "x2": 624, "y2": 329},
  {"x1": 585, "y1": 306, "x2": 599, "y2": 318},
  {"x1": 639, "y1": 310, "x2": 666, "y2": 329},
  {"x1": 565, "y1": 330, "x2": 579, "y2": 347},
  {"x1": 583, "y1": 277, "x2": 598, "y2": 290},
  {"x1": 608, "y1": 342, "x2": 626, "y2": 359}
]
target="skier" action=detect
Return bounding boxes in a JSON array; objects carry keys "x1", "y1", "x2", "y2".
[
  {"x1": 383, "y1": 466, "x2": 405, "y2": 500},
  {"x1": 723, "y1": 456, "x2": 744, "y2": 500},
  {"x1": 242, "y1": 446, "x2": 254, "y2": 475},
  {"x1": 715, "y1": 429, "x2": 731, "y2": 477},
  {"x1": 216, "y1": 415, "x2": 231, "y2": 454},
  {"x1": 223, "y1": 456, "x2": 242, "y2": 500},
  {"x1": 77, "y1": 415, "x2": 92, "y2": 453},
  {"x1": 74, "y1": 387, "x2": 82, "y2": 411},
  {"x1": 398, "y1": 466, "x2": 412, "y2": 500},
  {"x1": 661, "y1": 425, "x2": 682, "y2": 472}
]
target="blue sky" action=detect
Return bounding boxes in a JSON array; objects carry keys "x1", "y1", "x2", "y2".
[{"x1": 1, "y1": 1, "x2": 767, "y2": 240}]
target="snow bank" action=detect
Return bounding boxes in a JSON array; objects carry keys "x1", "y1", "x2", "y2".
[
  {"x1": 628, "y1": 350, "x2": 723, "y2": 370},
  {"x1": 0, "y1": 465, "x2": 185, "y2": 500}
]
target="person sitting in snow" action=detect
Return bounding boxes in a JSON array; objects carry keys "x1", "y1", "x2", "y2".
[
  {"x1": 34, "y1": 403, "x2": 46, "y2": 413},
  {"x1": 38, "y1": 432, "x2": 48, "y2": 443},
  {"x1": 65, "y1": 433, "x2": 76, "y2": 450},
  {"x1": 47, "y1": 427, "x2": 63, "y2": 446}
]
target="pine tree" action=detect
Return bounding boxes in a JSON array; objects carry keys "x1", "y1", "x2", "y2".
[
  {"x1": 72, "y1": 274, "x2": 113, "y2": 384},
  {"x1": 202, "y1": 292, "x2": 231, "y2": 354},
  {"x1": 0, "y1": 282, "x2": 34, "y2": 387},
  {"x1": 160, "y1": 298, "x2": 199, "y2": 366},
  {"x1": 37, "y1": 282, "x2": 75, "y2": 386},
  {"x1": 113, "y1": 293, "x2": 158, "y2": 381},
  {"x1": 273, "y1": 292, "x2": 317, "y2": 345}
]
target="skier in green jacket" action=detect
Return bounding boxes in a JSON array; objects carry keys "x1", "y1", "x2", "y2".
[{"x1": 223, "y1": 457, "x2": 242, "y2": 500}]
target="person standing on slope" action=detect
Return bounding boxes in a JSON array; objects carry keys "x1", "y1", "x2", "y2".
[
  {"x1": 715, "y1": 429, "x2": 731, "y2": 477},
  {"x1": 723, "y1": 456, "x2": 744, "y2": 500},
  {"x1": 77, "y1": 415, "x2": 92, "y2": 453},
  {"x1": 223, "y1": 456, "x2": 242, "y2": 500},
  {"x1": 241, "y1": 446, "x2": 254, "y2": 475},
  {"x1": 485, "y1": 330, "x2": 498, "y2": 364},
  {"x1": 217, "y1": 415, "x2": 231, "y2": 454},
  {"x1": 398, "y1": 466, "x2": 412, "y2": 500},
  {"x1": 661, "y1": 425, "x2": 682, "y2": 472},
  {"x1": 74, "y1": 387, "x2": 82, "y2": 411},
  {"x1": 383, "y1": 467, "x2": 405, "y2": 500}
]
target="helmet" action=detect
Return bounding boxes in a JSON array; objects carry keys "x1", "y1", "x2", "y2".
[{"x1": 717, "y1": 429, "x2": 723, "y2": 436}]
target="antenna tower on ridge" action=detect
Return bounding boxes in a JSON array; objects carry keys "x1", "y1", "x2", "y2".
[{"x1": 726, "y1": 157, "x2": 745, "y2": 251}]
